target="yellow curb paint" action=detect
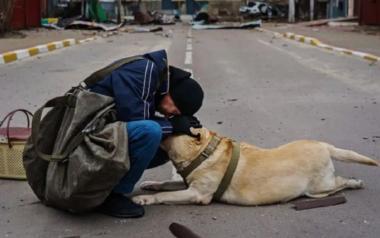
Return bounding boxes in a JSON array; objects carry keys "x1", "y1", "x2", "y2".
[
  {"x1": 310, "y1": 41, "x2": 318, "y2": 46},
  {"x1": 260, "y1": 29, "x2": 380, "y2": 64},
  {"x1": 28, "y1": 48, "x2": 39, "y2": 56},
  {"x1": 342, "y1": 50, "x2": 352, "y2": 55},
  {"x1": 0, "y1": 38, "x2": 94, "y2": 64},
  {"x1": 63, "y1": 40, "x2": 71, "y2": 47},
  {"x1": 3, "y1": 52, "x2": 17, "y2": 63},
  {"x1": 47, "y1": 43, "x2": 56, "y2": 51},
  {"x1": 310, "y1": 39, "x2": 321, "y2": 46},
  {"x1": 363, "y1": 55, "x2": 379, "y2": 62}
]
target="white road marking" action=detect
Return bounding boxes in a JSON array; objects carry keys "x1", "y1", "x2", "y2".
[
  {"x1": 185, "y1": 28, "x2": 193, "y2": 67},
  {"x1": 185, "y1": 51, "x2": 192, "y2": 65},
  {"x1": 187, "y1": 28, "x2": 192, "y2": 38},
  {"x1": 186, "y1": 44, "x2": 192, "y2": 51}
]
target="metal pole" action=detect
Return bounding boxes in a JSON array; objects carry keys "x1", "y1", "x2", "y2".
[
  {"x1": 288, "y1": 0, "x2": 295, "y2": 23},
  {"x1": 117, "y1": 0, "x2": 122, "y2": 23},
  {"x1": 310, "y1": 0, "x2": 314, "y2": 21},
  {"x1": 348, "y1": 0, "x2": 354, "y2": 17}
]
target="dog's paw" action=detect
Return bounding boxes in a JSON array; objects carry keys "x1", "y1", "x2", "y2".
[
  {"x1": 132, "y1": 195, "x2": 156, "y2": 205},
  {"x1": 140, "y1": 181, "x2": 163, "y2": 191}
]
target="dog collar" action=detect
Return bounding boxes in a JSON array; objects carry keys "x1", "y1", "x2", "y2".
[
  {"x1": 178, "y1": 135, "x2": 222, "y2": 179},
  {"x1": 178, "y1": 135, "x2": 241, "y2": 200}
]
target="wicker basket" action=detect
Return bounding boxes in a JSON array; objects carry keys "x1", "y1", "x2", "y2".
[
  {"x1": 0, "y1": 109, "x2": 33, "y2": 180},
  {"x1": 0, "y1": 140, "x2": 27, "y2": 179}
]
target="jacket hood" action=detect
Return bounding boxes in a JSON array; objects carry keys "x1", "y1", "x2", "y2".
[
  {"x1": 144, "y1": 49, "x2": 168, "y2": 74},
  {"x1": 144, "y1": 49, "x2": 169, "y2": 95}
]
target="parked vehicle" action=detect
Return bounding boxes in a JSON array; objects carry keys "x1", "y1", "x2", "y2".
[{"x1": 239, "y1": 1, "x2": 286, "y2": 18}]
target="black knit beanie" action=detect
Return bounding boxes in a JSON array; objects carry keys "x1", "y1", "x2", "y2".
[{"x1": 169, "y1": 66, "x2": 204, "y2": 115}]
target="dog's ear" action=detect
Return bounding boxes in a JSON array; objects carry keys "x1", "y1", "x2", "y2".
[{"x1": 190, "y1": 127, "x2": 208, "y2": 144}]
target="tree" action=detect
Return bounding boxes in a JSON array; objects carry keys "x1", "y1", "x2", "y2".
[{"x1": 0, "y1": 0, "x2": 15, "y2": 35}]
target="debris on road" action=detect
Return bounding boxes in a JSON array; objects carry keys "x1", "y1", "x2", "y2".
[
  {"x1": 65, "y1": 20, "x2": 123, "y2": 31},
  {"x1": 302, "y1": 17, "x2": 359, "y2": 27},
  {"x1": 169, "y1": 223, "x2": 203, "y2": 238},
  {"x1": 120, "y1": 26, "x2": 163, "y2": 33},
  {"x1": 193, "y1": 12, "x2": 218, "y2": 25},
  {"x1": 41, "y1": 18, "x2": 62, "y2": 30},
  {"x1": 227, "y1": 98, "x2": 238, "y2": 102},
  {"x1": 134, "y1": 10, "x2": 176, "y2": 25},
  {"x1": 193, "y1": 20, "x2": 262, "y2": 30},
  {"x1": 328, "y1": 22, "x2": 359, "y2": 27},
  {"x1": 292, "y1": 194, "x2": 347, "y2": 210}
]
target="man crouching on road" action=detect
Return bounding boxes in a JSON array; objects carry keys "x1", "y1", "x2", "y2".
[{"x1": 88, "y1": 49, "x2": 204, "y2": 218}]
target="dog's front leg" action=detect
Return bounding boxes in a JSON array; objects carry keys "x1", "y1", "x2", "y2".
[{"x1": 132, "y1": 188, "x2": 210, "y2": 205}]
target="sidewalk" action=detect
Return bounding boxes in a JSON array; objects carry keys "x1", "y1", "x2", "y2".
[
  {"x1": 0, "y1": 28, "x2": 94, "y2": 54},
  {"x1": 263, "y1": 22, "x2": 380, "y2": 56}
]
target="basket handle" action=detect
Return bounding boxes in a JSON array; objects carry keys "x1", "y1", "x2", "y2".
[{"x1": 0, "y1": 109, "x2": 34, "y2": 148}]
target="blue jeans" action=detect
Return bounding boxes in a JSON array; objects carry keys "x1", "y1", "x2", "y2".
[{"x1": 112, "y1": 120, "x2": 169, "y2": 194}]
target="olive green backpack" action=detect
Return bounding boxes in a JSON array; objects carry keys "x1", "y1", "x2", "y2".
[{"x1": 22, "y1": 56, "x2": 144, "y2": 213}]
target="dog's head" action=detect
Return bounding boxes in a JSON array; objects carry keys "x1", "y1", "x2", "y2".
[{"x1": 161, "y1": 127, "x2": 214, "y2": 168}]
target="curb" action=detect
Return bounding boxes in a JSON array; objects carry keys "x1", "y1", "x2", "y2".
[
  {"x1": 257, "y1": 28, "x2": 380, "y2": 64},
  {"x1": 0, "y1": 37, "x2": 96, "y2": 65}
]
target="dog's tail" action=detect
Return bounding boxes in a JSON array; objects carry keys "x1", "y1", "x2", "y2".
[{"x1": 324, "y1": 143, "x2": 378, "y2": 166}]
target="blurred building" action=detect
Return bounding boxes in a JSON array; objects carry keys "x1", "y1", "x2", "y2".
[
  {"x1": 359, "y1": 0, "x2": 380, "y2": 25},
  {"x1": 7, "y1": 0, "x2": 380, "y2": 29},
  {"x1": 9, "y1": 0, "x2": 42, "y2": 30}
]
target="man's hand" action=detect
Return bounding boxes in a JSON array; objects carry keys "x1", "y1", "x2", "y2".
[{"x1": 169, "y1": 116, "x2": 202, "y2": 137}]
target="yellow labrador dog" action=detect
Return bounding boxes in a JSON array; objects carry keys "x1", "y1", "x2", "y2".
[{"x1": 132, "y1": 128, "x2": 378, "y2": 206}]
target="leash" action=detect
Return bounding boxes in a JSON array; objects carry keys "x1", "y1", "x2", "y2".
[{"x1": 178, "y1": 135, "x2": 241, "y2": 201}]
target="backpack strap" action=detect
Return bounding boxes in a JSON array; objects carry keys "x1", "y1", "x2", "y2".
[
  {"x1": 31, "y1": 95, "x2": 77, "y2": 162},
  {"x1": 81, "y1": 55, "x2": 145, "y2": 88}
]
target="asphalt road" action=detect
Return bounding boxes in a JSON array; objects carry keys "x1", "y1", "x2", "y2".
[{"x1": 0, "y1": 24, "x2": 379, "y2": 238}]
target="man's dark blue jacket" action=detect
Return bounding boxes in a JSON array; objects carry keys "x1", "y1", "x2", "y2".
[{"x1": 88, "y1": 49, "x2": 173, "y2": 136}]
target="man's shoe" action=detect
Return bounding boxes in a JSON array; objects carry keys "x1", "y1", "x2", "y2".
[{"x1": 97, "y1": 193, "x2": 145, "y2": 218}]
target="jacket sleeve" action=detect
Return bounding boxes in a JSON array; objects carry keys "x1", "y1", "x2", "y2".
[{"x1": 152, "y1": 117, "x2": 173, "y2": 136}]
